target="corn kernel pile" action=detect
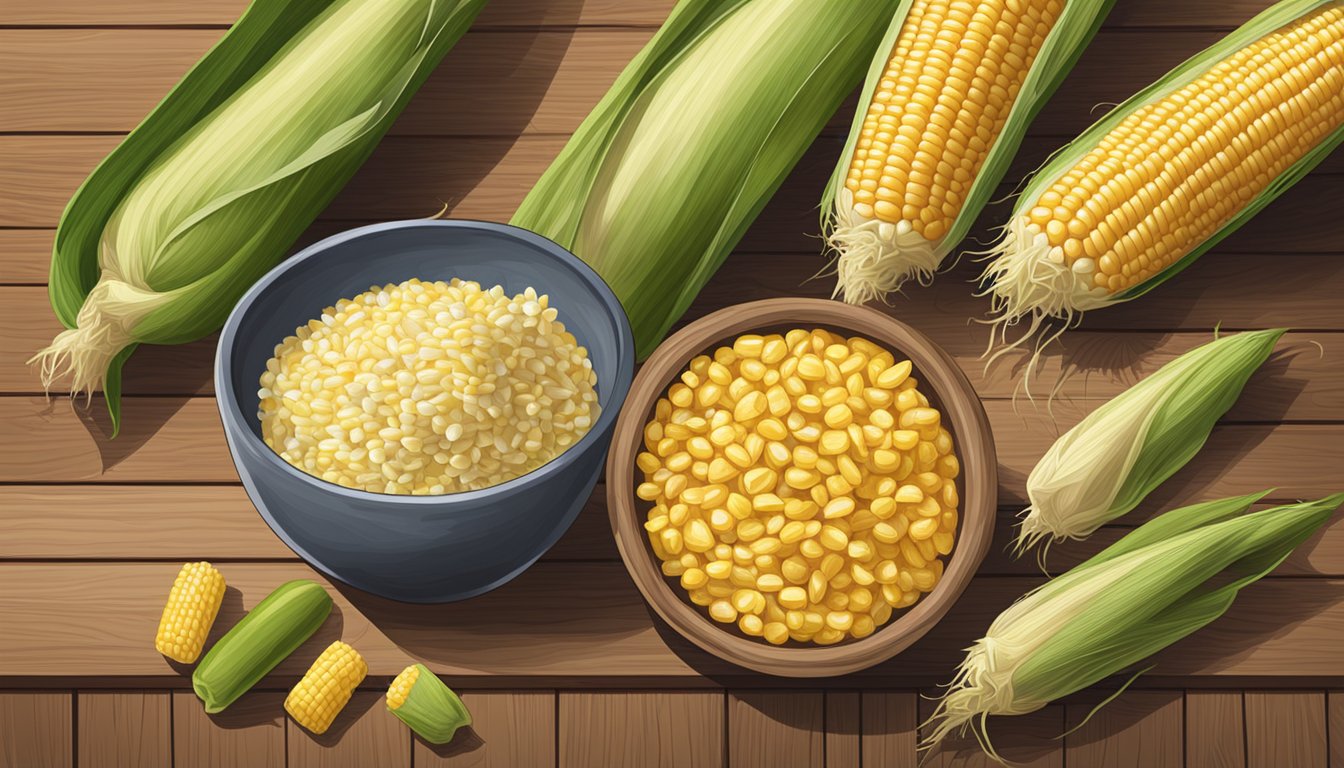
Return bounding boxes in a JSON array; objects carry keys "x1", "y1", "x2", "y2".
[
  {"x1": 259, "y1": 278, "x2": 599, "y2": 494},
  {"x1": 637, "y1": 329, "x2": 960, "y2": 645}
]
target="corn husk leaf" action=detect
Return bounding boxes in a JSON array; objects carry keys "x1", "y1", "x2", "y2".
[
  {"x1": 510, "y1": 0, "x2": 900, "y2": 358},
  {"x1": 388, "y1": 664, "x2": 472, "y2": 744},
  {"x1": 820, "y1": 0, "x2": 1115, "y2": 302},
  {"x1": 1015, "y1": 329, "x2": 1285, "y2": 555},
  {"x1": 926, "y1": 492, "x2": 1343, "y2": 762},
  {"x1": 38, "y1": 0, "x2": 489, "y2": 434}
]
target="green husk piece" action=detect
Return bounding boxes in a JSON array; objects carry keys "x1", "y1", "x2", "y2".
[
  {"x1": 983, "y1": 0, "x2": 1344, "y2": 348},
  {"x1": 925, "y1": 493, "x2": 1344, "y2": 763},
  {"x1": 509, "y1": 0, "x2": 901, "y2": 359},
  {"x1": 386, "y1": 663, "x2": 472, "y2": 744},
  {"x1": 192, "y1": 580, "x2": 332, "y2": 714},
  {"x1": 1015, "y1": 329, "x2": 1285, "y2": 556},
  {"x1": 33, "y1": 0, "x2": 490, "y2": 435},
  {"x1": 821, "y1": 0, "x2": 1116, "y2": 303}
]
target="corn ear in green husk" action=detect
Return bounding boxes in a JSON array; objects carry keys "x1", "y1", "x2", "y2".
[
  {"x1": 821, "y1": 0, "x2": 1115, "y2": 303},
  {"x1": 34, "y1": 0, "x2": 489, "y2": 433},
  {"x1": 510, "y1": 0, "x2": 901, "y2": 358},
  {"x1": 925, "y1": 492, "x2": 1343, "y2": 762},
  {"x1": 1015, "y1": 329, "x2": 1285, "y2": 555},
  {"x1": 386, "y1": 663, "x2": 471, "y2": 744}
]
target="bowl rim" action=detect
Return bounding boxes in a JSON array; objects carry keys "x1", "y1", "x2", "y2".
[
  {"x1": 215, "y1": 218, "x2": 636, "y2": 507},
  {"x1": 606, "y1": 298, "x2": 996, "y2": 677}
]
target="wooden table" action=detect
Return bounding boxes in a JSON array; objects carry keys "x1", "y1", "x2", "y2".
[{"x1": 2, "y1": 1, "x2": 1342, "y2": 765}]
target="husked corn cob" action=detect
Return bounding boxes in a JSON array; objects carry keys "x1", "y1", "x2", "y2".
[
  {"x1": 824, "y1": 0, "x2": 1114, "y2": 303},
  {"x1": 285, "y1": 641, "x2": 367, "y2": 734},
  {"x1": 155, "y1": 562, "x2": 226, "y2": 664},
  {"x1": 386, "y1": 663, "x2": 472, "y2": 744},
  {"x1": 985, "y1": 0, "x2": 1344, "y2": 347}
]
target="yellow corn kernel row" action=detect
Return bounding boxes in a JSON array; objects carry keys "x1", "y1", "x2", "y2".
[
  {"x1": 1020, "y1": 3, "x2": 1344, "y2": 297},
  {"x1": 155, "y1": 561, "x2": 226, "y2": 664},
  {"x1": 637, "y1": 328, "x2": 961, "y2": 646},
  {"x1": 285, "y1": 641, "x2": 368, "y2": 735}
]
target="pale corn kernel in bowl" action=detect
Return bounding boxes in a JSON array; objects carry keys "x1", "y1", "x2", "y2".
[
  {"x1": 635, "y1": 328, "x2": 960, "y2": 646},
  {"x1": 258, "y1": 277, "x2": 600, "y2": 495}
]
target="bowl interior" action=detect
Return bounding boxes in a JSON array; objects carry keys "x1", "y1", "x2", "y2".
[{"x1": 223, "y1": 220, "x2": 630, "y2": 458}]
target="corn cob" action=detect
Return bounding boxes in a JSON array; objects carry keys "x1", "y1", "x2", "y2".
[
  {"x1": 285, "y1": 641, "x2": 368, "y2": 735},
  {"x1": 823, "y1": 0, "x2": 1115, "y2": 303},
  {"x1": 984, "y1": 0, "x2": 1344, "y2": 349},
  {"x1": 154, "y1": 562, "x2": 226, "y2": 664},
  {"x1": 386, "y1": 663, "x2": 472, "y2": 744}
]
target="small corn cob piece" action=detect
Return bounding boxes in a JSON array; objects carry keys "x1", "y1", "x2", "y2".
[
  {"x1": 154, "y1": 562, "x2": 226, "y2": 664},
  {"x1": 386, "y1": 664, "x2": 472, "y2": 744},
  {"x1": 285, "y1": 641, "x2": 367, "y2": 735},
  {"x1": 823, "y1": 0, "x2": 1115, "y2": 303},
  {"x1": 985, "y1": 0, "x2": 1344, "y2": 349}
]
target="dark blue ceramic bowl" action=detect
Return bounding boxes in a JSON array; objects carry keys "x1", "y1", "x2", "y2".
[{"x1": 216, "y1": 220, "x2": 634, "y2": 603}]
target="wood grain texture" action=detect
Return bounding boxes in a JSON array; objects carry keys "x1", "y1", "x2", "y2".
[
  {"x1": 172, "y1": 691, "x2": 284, "y2": 768},
  {"x1": 1186, "y1": 691, "x2": 1246, "y2": 768},
  {"x1": 918, "y1": 699, "x2": 1064, "y2": 768},
  {"x1": 414, "y1": 691, "x2": 556, "y2": 768},
  {"x1": 77, "y1": 692, "x2": 170, "y2": 768},
  {"x1": 860, "y1": 693, "x2": 917, "y2": 768},
  {"x1": 1244, "y1": 692, "x2": 1328, "y2": 768},
  {"x1": 825, "y1": 692, "x2": 860, "y2": 768},
  {"x1": 0, "y1": 691, "x2": 71, "y2": 768},
  {"x1": 1064, "y1": 691, "x2": 1183, "y2": 768},
  {"x1": 559, "y1": 692, "x2": 723, "y2": 768},
  {"x1": 287, "y1": 691, "x2": 410, "y2": 768},
  {"x1": 728, "y1": 691, "x2": 823, "y2": 767},
  {"x1": 1330, "y1": 690, "x2": 1343, "y2": 768}
]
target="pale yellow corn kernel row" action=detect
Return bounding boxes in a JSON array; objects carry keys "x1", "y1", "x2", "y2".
[
  {"x1": 154, "y1": 561, "x2": 226, "y2": 664},
  {"x1": 843, "y1": 0, "x2": 1065, "y2": 242},
  {"x1": 638, "y1": 329, "x2": 960, "y2": 645},
  {"x1": 285, "y1": 641, "x2": 368, "y2": 735},
  {"x1": 1022, "y1": 3, "x2": 1344, "y2": 296}
]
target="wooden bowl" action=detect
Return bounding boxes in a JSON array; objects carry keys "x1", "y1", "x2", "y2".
[{"x1": 607, "y1": 298, "x2": 996, "y2": 677}]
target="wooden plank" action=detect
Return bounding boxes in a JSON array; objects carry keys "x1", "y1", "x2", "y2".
[
  {"x1": 172, "y1": 691, "x2": 285, "y2": 768},
  {"x1": 917, "y1": 699, "x2": 1063, "y2": 768},
  {"x1": 1186, "y1": 691, "x2": 1246, "y2": 768},
  {"x1": 1063, "y1": 691, "x2": 1182, "y2": 768},
  {"x1": 0, "y1": 231, "x2": 52, "y2": 284},
  {"x1": 728, "y1": 691, "x2": 823, "y2": 768},
  {"x1": 1330, "y1": 690, "x2": 1343, "y2": 768},
  {"x1": 1244, "y1": 692, "x2": 1328, "y2": 768},
  {"x1": 0, "y1": 692, "x2": 71, "y2": 768},
  {"x1": 559, "y1": 692, "x2": 723, "y2": 768},
  {"x1": 287, "y1": 691, "x2": 411, "y2": 768},
  {"x1": 1, "y1": 563, "x2": 1343, "y2": 683},
  {"x1": 414, "y1": 691, "x2": 555, "y2": 768},
  {"x1": 77, "y1": 691, "x2": 170, "y2": 768},
  {"x1": 825, "y1": 692, "x2": 860, "y2": 768},
  {"x1": 4, "y1": 396, "x2": 1341, "y2": 507},
  {"x1": 9, "y1": 287, "x2": 1343, "y2": 416},
  {"x1": 860, "y1": 693, "x2": 917, "y2": 768}
]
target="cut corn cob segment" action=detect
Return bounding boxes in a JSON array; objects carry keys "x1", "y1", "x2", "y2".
[
  {"x1": 823, "y1": 0, "x2": 1115, "y2": 303},
  {"x1": 984, "y1": 0, "x2": 1344, "y2": 345},
  {"x1": 154, "y1": 561, "x2": 226, "y2": 664},
  {"x1": 285, "y1": 641, "x2": 368, "y2": 735},
  {"x1": 386, "y1": 664, "x2": 472, "y2": 744}
]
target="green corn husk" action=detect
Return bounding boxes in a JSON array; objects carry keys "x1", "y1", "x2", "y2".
[
  {"x1": 1015, "y1": 328, "x2": 1285, "y2": 555},
  {"x1": 386, "y1": 663, "x2": 472, "y2": 744},
  {"x1": 510, "y1": 0, "x2": 900, "y2": 359},
  {"x1": 926, "y1": 491, "x2": 1343, "y2": 762},
  {"x1": 821, "y1": 0, "x2": 1115, "y2": 303},
  {"x1": 33, "y1": 0, "x2": 489, "y2": 434},
  {"x1": 193, "y1": 580, "x2": 332, "y2": 714}
]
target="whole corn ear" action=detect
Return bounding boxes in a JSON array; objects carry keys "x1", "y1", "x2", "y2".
[
  {"x1": 1015, "y1": 329, "x2": 1284, "y2": 555},
  {"x1": 386, "y1": 663, "x2": 472, "y2": 744},
  {"x1": 193, "y1": 580, "x2": 332, "y2": 714},
  {"x1": 32, "y1": 0, "x2": 490, "y2": 434},
  {"x1": 285, "y1": 641, "x2": 368, "y2": 735},
  {"x1": 983, "y1": 0, "x2": 1344, "y2": 351},
  {"x1": 154, "y1": 561, "x2": 227, "y2": 664},
  {"x1": 510, "y1": 0, "x2": 901, "y2": 358},
  {"x1": 926, "y1": 493, "x2": 1344, "y2": 762},
  {"x1": 822, "y1": 0, "x2": 1115, "y2": 303}
]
